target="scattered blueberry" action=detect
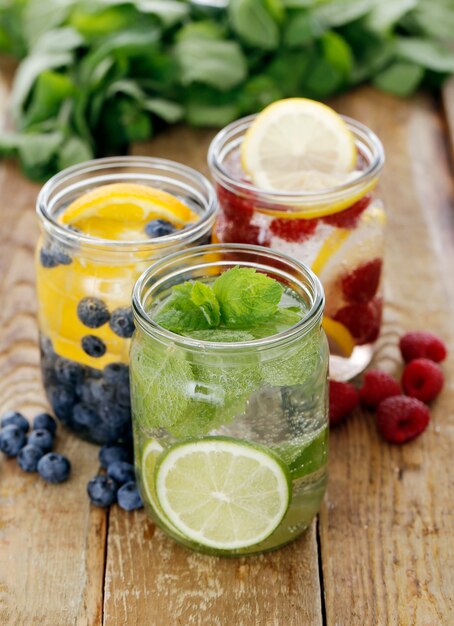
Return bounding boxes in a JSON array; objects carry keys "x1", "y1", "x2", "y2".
[
  {"x1": 0, "y1": 425, "x2": 26, "y2": 457},
  {"x1": 109, "y1": 307, "x2": 135, "y2": 339},
  {"x1": 117, "y1": 482, "x2": 143, "y2": 511},
  {"x1": 99, "y1": 444, "x2": 130, "y2": 469},
  {"x1": 28, "y1": 429, "x2": 54, "y2": 453},
  {"x1": 103, "y1": 362, "x2": 129, "y2": 385},
  {"x1": 73, "y1": 403, "x2": 99, "y2": 428},
  {"x1": 1, "y1": 410, "x2": 29, "y2": 433},
  {"x1": 77, "y1": 297, "x2": 110, "y2": 329},
  {"x1": 33, "y1": 413, "x2": 57, "y2": 435},
  {"x1": 17, "y1": 444, "x2": 44, "y2": 472},
  {"x1": 87, "y1": 475, "x2": 118, "y2": 507},
  {"x1": 107, "y1": 461, "x2": 135, "y2": 485},
  {"x1": 144, "y1": 218, "x2": 175, "y2": 238},
  {"x1": 81, "y1": 335, "x2": 106, "y2": 358},
  {"x1": 40, "y1": 242, "x2": 72, "y2": 268},
  {"x1": 55, "y1": 358, "x2": 85, "y2": 386},
  {"x1": 49, "y1": 384, "x2": 76, "y2": 420},
  {"x1": 37, "y1": 452, "x2": 71, "y2": 483}
]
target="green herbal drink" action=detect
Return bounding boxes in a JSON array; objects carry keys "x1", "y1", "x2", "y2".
[{"x1": 130, "y1": 245, "x2": 329, "y2": 556}]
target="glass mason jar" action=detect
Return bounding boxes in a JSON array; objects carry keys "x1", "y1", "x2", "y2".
[
  {"x1": 130, "y1": 244, "x2": 328, "y2": 556},
  {"x1": 35, "y1": 157, "x2": 217, "y2": 445},
  {"x1": 208, "y1": 115, "x2": 385, "y2": 381}
]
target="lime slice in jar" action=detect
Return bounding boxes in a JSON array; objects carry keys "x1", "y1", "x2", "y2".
[{"x1": 154, "y1": 437, "x2": 291, "y2": 550}]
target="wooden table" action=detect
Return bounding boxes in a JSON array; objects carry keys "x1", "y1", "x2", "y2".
[{"x1": 1, "y1": 60, "x2": 453, "y2": 624}]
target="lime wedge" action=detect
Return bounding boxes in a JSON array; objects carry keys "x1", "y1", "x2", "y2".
[{"x1": 155, "y1": 437, "x2": 291, "y2": 550}]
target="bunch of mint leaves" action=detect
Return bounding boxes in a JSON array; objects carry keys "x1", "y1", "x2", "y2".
[
  {"x1": 0, "y1": 0, "x2": 453, "y2": 181},
  {"x1": 154, "y1": 266, "x2": 302, "y2": 336}
]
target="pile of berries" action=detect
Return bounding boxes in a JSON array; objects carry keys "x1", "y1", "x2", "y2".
[
  {"x1": 0, "y1": 410, "x2": 143, "y2": 511},
  {"x1": 0, "y1": 411, "x2": 70, "y2": 482},
  {"x1": 329, "y1": 331, "x2": 447, "y2": 444}
]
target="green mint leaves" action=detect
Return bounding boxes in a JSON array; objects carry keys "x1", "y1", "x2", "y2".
[{"x1": 154, "y1": 266, "x2": 299, "y2": 336}]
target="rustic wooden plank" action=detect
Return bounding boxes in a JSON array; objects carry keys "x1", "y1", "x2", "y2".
[
  {"x1": 320, "y1": 87, "x2": 454, "y2": 625},
  {"x1": 441, "y1": 76, "x2": 454, "y2": 164},
  {"x1": 0, "y1": 66, "x2": 106, "y2": 626},
  {"x1": 101, "y1": 129, "x2": 324, "y2": 626},
  {"x1": 103, "y1": 513, "x2": 322, "y2": 626}
]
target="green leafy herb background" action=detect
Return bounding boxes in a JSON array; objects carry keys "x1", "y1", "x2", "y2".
[{"x1": 0, "y1": 0, "x2": 453, "y2": 180}]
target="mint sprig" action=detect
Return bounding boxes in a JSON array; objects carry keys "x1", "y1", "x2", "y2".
[{"x1": 154, "y1": 266, "x2": 301, "y2": 337}]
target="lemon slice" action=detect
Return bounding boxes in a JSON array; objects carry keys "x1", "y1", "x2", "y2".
[
  {"x1": 322, "y1": 317, "x2": 355, "y2": 358},
  {"x1": 60, "y1": 183, "x2": 198, "y2": 230},
  {"x1": 155, "y1": 437, "x2": 291, "y2": 550},
  {"x1": 241, "y1": 98, "x2": 357, "y2": 192}
]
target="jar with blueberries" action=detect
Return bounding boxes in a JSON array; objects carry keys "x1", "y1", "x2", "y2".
[{"x1": 35, "y1": 157, "x2": 217, "y2": 445}]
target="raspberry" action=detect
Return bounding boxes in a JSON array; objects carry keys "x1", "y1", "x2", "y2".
[
  {"x1": 215, "y1": 185, "x2": 271, "y2": 246},
  {"x1": 399, "y1": 331, "x2": 447, "y2": 363},
  {"x1": 329, "y1": 380, "x2": 359, "y2": 426},
  {"x1": 322, "y1": 194, "x2": 371, "y2": 228},
  {"x1": 216, "y1": 185, "x2": 255, "y2": 221},
  {"x1": 376, "y1": 396, "x2": 430, "y2": 444},
  {"x1": 269, "y1": 217, "x2": 317, "y2": 242},
  {"x1": 401, "y1": 358, "x2": 444, "y2": 403},
  {"x1": 359, "y1": 369, "x2": 401, "y2": 409},
  {"x1": 333, "y1": 297, "x2": 382, "y2": 345},
  {"x1": 341, "y1": 258, "x2": 382, "y2": 304}
]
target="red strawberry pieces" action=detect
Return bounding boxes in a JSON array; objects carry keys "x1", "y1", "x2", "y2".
[
  {"x1": 376, "y1": 396, "x2": 430, "y2": 444},
  {"x1": 399, "y1": 331, "x2": 447, "y2": 363},
  {"x1": 341, "y1": 258, "x2": 382, "y2": 304},
  {"x1": 402, "y1": 358, "x2": 444, "y2": 403},
  {"x1": 359, "y1": 369, "x2": 401, "y2": 409},
  {"x1": 322, "y1": 194, "x2": 371, "y2": 228},
  {"x1": 329, "y1": 380, "x2": 359, "y2": 426},
  {"x1": 334, "y1": 297, "x2": 382, "y2": 345},
  {"x1": 269, "y1": 217, "x2": 317, "y2": 242}
]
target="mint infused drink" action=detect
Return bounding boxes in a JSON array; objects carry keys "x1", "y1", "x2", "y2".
[{"x1": 130, "y1": 245, "x2": 328, "y2": 556}]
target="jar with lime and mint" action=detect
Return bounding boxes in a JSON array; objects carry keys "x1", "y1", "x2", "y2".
[{"x1": 130, "y1": 244, "x2": 329, "y2": 556}]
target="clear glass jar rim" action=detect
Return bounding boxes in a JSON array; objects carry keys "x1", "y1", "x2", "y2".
[
  {"x1": 132, "y1": 243, "x2": 325, "y2": 351},
  {"x1": 36, "y1": 156, "x2": 218, "y2": 252},
  {"x1": 208, "y1": 114, "x2": 385, "y2": 203}
]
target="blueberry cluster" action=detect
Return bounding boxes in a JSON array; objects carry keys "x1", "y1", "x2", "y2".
[
  {"x1": 40, "y1": 240, "x2": 73, "y2": 268},
  {"x1": 0, "y1": 410, "x2": 70, "y2": 483},
  {"x1": 87, "y1": 444, "x2": 143, "y2": 511},
  {"x1": 40, "y1": 336, "x2": 132, "y2": 445}
]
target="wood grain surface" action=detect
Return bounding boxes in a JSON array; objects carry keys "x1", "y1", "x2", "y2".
[{"x1": 0, "y1": 56, "x2": 453, "y2": 626}]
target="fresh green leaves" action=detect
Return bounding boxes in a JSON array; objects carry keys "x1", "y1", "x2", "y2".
[
  {"x1": 213, "y1": 266, "x2": 283, "y2": 327},
  {"x1": 154, "y1": 267, "x2": 302, "y2": 338},
  {"x1": 0, "y1": 0, "x2": 453, "y2": 180}
]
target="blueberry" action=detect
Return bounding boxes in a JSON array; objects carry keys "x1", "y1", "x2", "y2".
[
  {"x1": 89, "y1": 379, "x2": 115, "y2": 404},
  {"x1": 77, "y1": 297, "x2": 110, "y2": 329},
  {"x1": 103, "y1": 362, "x2": 129, "y2": 385},
  {"x1": 144, "y1": 218, "x2": 175, "y2": 238},
  {"x1": 49, "y1": 385, "x2": 76, "y2": 420},
  {"x1": 1, "y1": 410, "x2": 29, "y2": 433},
  {"x1": 17, "y1": 444, "x2": 44, "y2": 472},
  {"x1": 40, "y1": 242, "x2": 72, "y2": 268},
  {"x1": 28, "y1": 429, "x2": 54, "y2": 453},
  {"x1": 81, "y1": 335, "x2": 106, "y2": 358},
  {"x1": 33, "y1": 413, "x2": 57, "y2": 435},
  {"x1": 99, "y1": 444, "x2": 130, "y2": 469},
  {"x1": 109, "y1": 307, "x2": 134, "y2": 339},
  {"x1": 117, "y1": 482, "x2": 143, "y2": 511},
  {"x1": 107, "y1": 461, "x2": 135, "y2": 485},
  {"x1": 73, "y1": 403, "x2": 99, "y2": 427},
  {"x1": 0, "y1": 425, "x2": 26, "y2": 457},
  {"x1": 55, "y1": 358, "x2": 85, "y2": 386},
  {"x1": 115, "y1": 384, "x2": 131, "y2": 408},
  {"x1": 37, "y1": 452, "x2": 71, "y2": 483},
  {"x1": 99, "y1": 403, "x2": 131, "y2": 427},
  {"x1": 87, "y1": 475, "x2": 118, "y2": 507}
]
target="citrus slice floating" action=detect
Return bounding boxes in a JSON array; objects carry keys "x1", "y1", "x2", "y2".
[
  {"x1": 241, "y1": 98, "x2": 357, "y2": 192},
  {"x1": 60, "y1": 182, "x2": 198, "y2": 233},
  {"x1": 322, "y1": 316, "x2": 355, "y2": 358},
  {"x1": 155, "y1": 437, "x2": 291, "y2": 550}
]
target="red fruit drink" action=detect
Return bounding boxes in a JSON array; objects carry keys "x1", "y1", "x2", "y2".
[{"x1": 208, "y1": 114, "x2": 385, "y2": 380}]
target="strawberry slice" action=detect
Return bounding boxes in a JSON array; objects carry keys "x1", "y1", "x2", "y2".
[
  {"x1": 341, "y1": 258, "x2": 382, "y2": 304},
  {"x1": 322, "y1": 194, "x2": 371, "y2": 228}
]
